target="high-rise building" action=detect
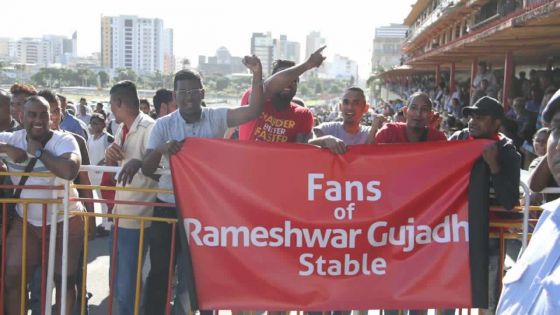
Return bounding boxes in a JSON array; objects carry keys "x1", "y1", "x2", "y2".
[
  {"x1": 72, "y1": 31, "x2": 77, "y2": 58},
  {"x1": 327, "y1": 55, "x2": 359, "y2": 81},
  {"x1": 163, "y1": 28, "x2": 175, "y2": 74},
  {"x1": 274, "y1": 35, "x2": 300, "y2": 64},
  {"x1": 305, "y1": 31, "x2": 326, "y2": 78},
  {"x1": 198, "y1": 47, "x2": 246, "y2": 76},
  {"x1": 0, "y1": 38, "x2": 10, "y2": 59},
  {"x1": 305, "y1": 31, "x2": 326, "y2": 59},
  {"x1": 251, "y1": 32, "x2": 274, "y2": 77},
  {"x1": 6, "y1": 33, "x2": 77, "y2": 65},
  {"x1": 10, "y1": 38, "x2": 52, "y2": 66},
  {"x1": 101, "y1": 15, "x2": 173, "y2": 74},
  {"x1": 43, "y1": 33, "x2": 77, "y2": 64},
  {"x1": 372, "y1": 24, "x2": 408, "y2": 70},
  {"x1": 216, "y1": 46, "x2": 231, "y2": 64}
]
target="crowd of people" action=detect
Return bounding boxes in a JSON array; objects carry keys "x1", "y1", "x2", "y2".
[
  {"x1": 0, "y1": 44, "x2": 559, "y2": 315},
  {"x1": 383, "y1": 59, "x2": 560, "y2": 168}
]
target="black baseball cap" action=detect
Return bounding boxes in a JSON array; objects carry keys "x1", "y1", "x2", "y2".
[
  {"x1": 542, "y1": 88, "x2": 560, "y2": 123},
  {"x1": 463, "y1": 96, "x2": 504, "y2": 118}
]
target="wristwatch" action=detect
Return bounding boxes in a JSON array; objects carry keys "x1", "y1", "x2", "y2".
[{"x1": 34, "y1": 148, "x2": 44, "y2": 159}]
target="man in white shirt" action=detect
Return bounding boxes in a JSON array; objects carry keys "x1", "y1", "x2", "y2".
[
  {"x1": 141, "y1": 55, "x2": 264, "y2": 315},
  {"x1": 104, "y1": 81, "x2": 157, "y2": 315},
  {"x1": 0, "y1": 96, "x2": 84, "y2": 315}
]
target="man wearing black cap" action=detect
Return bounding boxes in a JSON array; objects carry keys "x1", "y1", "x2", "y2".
[
  {"x1": 497, "y1": 88, "x2": 560, "y2": 314},
  {"x1": 450, "y1": 96, "x2": 521, "y2": 314}
]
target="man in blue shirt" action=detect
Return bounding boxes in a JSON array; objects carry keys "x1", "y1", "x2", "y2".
[
  {"x1": 497, "y1": 88, "x2": 560, "y2": 314},
  {"x1": 57, "y1": 93, "x2": 89, "y2": 140}
]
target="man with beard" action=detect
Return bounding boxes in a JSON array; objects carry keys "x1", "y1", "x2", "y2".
[
  {"x1": 141, "y1": 55, "x2": 264, "y2": 315},
  {"x1": 0, "y1": 96, "x2": 84, "y2": 315},
  {"x1": 309, "y1": 87, "x2": 385, "y2": 154},
  {"x1": 449, "y1": 96, "x2": 521, "y2": 315},
  {"x1": 375, "y1": 92, "x2": 447, "y2": 144},
  {"x1": 238, "y1": 46, "x2": 326, "y2": 143},
  {"x1": 374, "y1": 92, "x2": 447, "y2": 315},
  {"x1": 497, "y1": 89, "x2": 560, "y2": 314}
]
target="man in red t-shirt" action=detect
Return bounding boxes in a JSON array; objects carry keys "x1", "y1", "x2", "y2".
[
  {"x1": 376, "y1": 92, "x2": 446, "y2": 315},
  {"x1": 375, "y1": 92, "x2": 447, "y2": 143},
  {"x1": 238, "y1": 46, "x2": 326, "y2": 143}
]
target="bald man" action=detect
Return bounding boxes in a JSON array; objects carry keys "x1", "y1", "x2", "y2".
[{"x1": 0, "y1": 96, "x2": 85, "y2": 315}]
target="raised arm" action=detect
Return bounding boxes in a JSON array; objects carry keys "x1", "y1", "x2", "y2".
[
  {"x1": 264, "y1": 46, "x2": 326, "y2": 98},
  {"x1": 226, "y1": 55, "x2": 264, "y2": 128}
]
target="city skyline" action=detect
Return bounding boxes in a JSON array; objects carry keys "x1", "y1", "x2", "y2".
[{"x1": 1, "y1": 0, "x2": 415, "y2": 78}]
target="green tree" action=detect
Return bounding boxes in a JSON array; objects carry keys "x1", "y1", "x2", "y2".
[
  {"x1": 215, "y1": 76, "x2": 230, "y2": 91},
  {"x1": 299, "y1": 84, "x2": 310, "y2": 96},
  {"x1": 329, "y1": 84, "x2": 342, "y2": 94},
  {"x1": 114, "y1": 68, "x2": 138, "y2": 83},
  {"x1": 315, "y1": 82, "x2": 323, "y2": 94},
  {"x1": 98, "y1": 71, "x2": 110, "y2": 88}
]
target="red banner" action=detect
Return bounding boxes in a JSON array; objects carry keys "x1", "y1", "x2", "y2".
[{"x1": 171, "y1": 139, "x2": 489, "y2": 310}]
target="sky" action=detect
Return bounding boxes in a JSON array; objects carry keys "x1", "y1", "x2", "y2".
[{"x1": 1, "y1": 0, "x2": 415, "y2": 79}]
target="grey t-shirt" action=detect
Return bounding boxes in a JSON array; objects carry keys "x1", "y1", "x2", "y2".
[
  {"x1": 146, "y1": 107, "x2": 229, "y2": 203},
  {"x1": 314, "y1": 122, "x2": 371, "y2": 145}
]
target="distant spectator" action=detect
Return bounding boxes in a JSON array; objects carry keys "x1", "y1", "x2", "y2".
[
  {"x1": 525, "y1": 86, "x2": 543, "y2": 113},
  {"x1": 519, "y1": 71, "x2": 531, "y2": 99},
  {"x1": 451, "y1": 97, "x2": 462, "y2": 118},
  {"x1": 66, "y1": 102, "x2": 77, "y2": 115},
  {"x1": 57, "y1": 94, "x2": 89, "y2": 140},
  {"x1": 139, "y1": 98, "x2": 151, "y2": 115},
  {"x1": 95, "y1": 102, "x2": 107, "y2": 119},
  {"x1": 87, "y1": 113, "x2": 114, "y2": 235},
  {"x1": 498, "y1": 0, "x2": 517, "y2": 16},
  {"x1": 536, "y1": 72, "x2": 557, "y2": 129},
  {"x1": 512, "y1": 97, "x2": 537, "y2": 141},
  {"x1": 10, "y1": 83, "x2": 37, "y2": 124},
  {"x1": 152, "y1": 88, "x2": 177, "y2": 118},
  {"x1": 0, "y1": 89, "x2": 18, "y2": 132},
  {"x1": 526, "y1": 128, "x2": 552, "y2": 205},
  {"x1": 472, "y1": 79, "x2": 489, "y2": 105},
  {"x1": 472, "y1": 61, "x2": 498, "y2": 100},
  {"x1": 77, "y1": 98, "x2": 92, "y2": 125},
  {"x1": 529, "y1": 89, "x2": 560, "y2": 201}
]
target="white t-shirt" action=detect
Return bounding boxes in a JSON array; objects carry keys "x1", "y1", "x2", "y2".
[
  {"x1": 147, "y1": 107, "x2": 229, "y2": 203},
  {"x1": 87, "y1": 132, "x2": 112, "y2": 166},
  {"x1": 0, "y1": 129, "x2": 84, "y2": 226},
  {"x1": 87, "y1": 132, "x2": 112, "y2": 186}
]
